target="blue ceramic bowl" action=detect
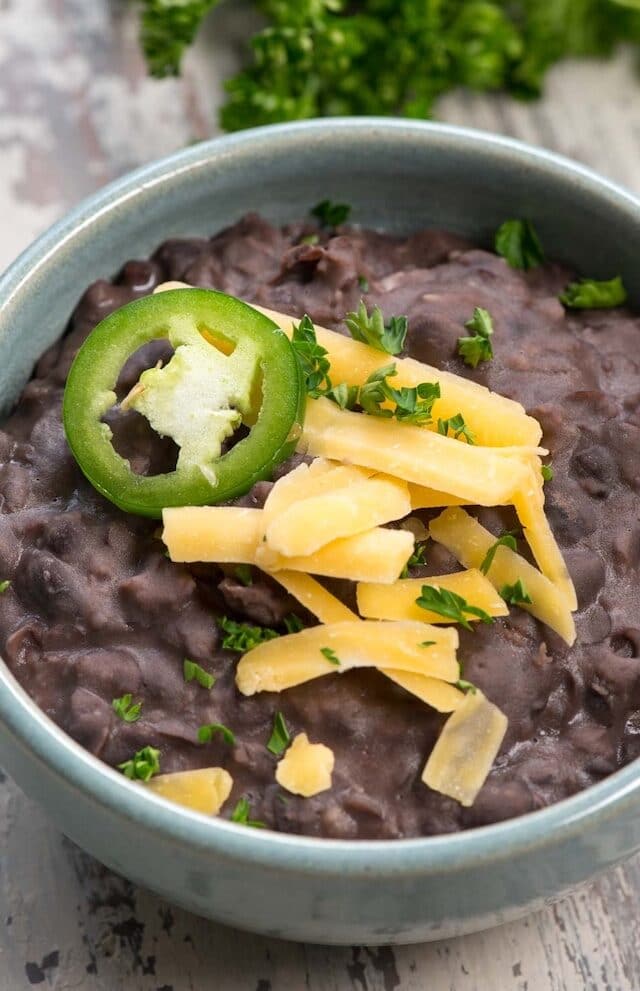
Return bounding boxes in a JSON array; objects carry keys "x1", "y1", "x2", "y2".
[{"x1": 1, "y1": 119, "x2": 640, "y2": 945}]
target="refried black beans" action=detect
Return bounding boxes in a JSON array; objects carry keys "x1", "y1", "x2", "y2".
[{"x1": 1, "y1": 212, "x2": 640, "y2": 839}]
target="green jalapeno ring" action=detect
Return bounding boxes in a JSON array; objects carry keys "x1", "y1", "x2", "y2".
[{"x1": 62, "y1": 289, "x2": 306, "y2": 518}]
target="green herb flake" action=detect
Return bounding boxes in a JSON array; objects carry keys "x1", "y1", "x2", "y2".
[
  {"x1": 311, "y1": 199, "x2": 351, "y2": 228},
  {"x1": 139, "y1": 0, "x2": 221, "y2": 78},
  {"x1": 500, "y1": 578, "x2": 533, "y2": 606},
  {"x1": 197, "y1": 723, "x2": 236, "y2": 745},
  {"x1": 437, "y1": 413, "x2": 475, "y2": 444},
  {"x1": 401, "y1": 541, "x2": 428, "y2": 578},
  {"x1": 357, "y1": 275, "x2": 369, "y2": 293},
  {"x1": 456, "y1": 679, "x2": 478, "y2": 695},
  {"x1": 560, "y1": 275, "x2": 627, "y2": 309},
  {"x1": 541, "y1": 463, "x2": 554, "y2": 482},
  {"x1": 230, "y1": 796, "x2": 266, "y2": 829},
  {"x1": 291, "y1": 314, "x2": 332, "y2": 397},
  {"x1": 300, "y1": 233, "x2": 320, "y2": 246},
  {"x1": 495, "y1": 219, "x2": 545, "y2": 270},
  {"x1": 458, "y1": 307, "x2": 495, "y2": 368},
  {"x1": 183, "y1": 658, "x2": 215, "y2": 690},
  {"x1": 267, "y1": 712, "x2": 291, "y2": 756},
  {"x1": 324, "y1": 381, "x2": 360, "y2": 411},
  {"x1": 0, "y1": 580, "x2": 10, "y2": 595},
  {"x1": 416, "y1": 585, "x2": 494, "y2": 632},
  {"x1": 419, "y1": 640, "x2": 437, "y2": 648},
  {"x1": 112, "y1": 693, "x2": 143, "y2": 723},
  {"x1": 118, "y1": 745, "x2": 160, "y2": 782},
  {"x1": 345, "y1": 301, "x2": 408, "y2": 356},
  {"x1": 479, "y1": 532, "x2": 519, "y2": 575},
  {"x1": 284, "y1": 614, "x2": 304, "y2": 634},
  {"x1": 234, "y1": 564, "x2": 253, "y2": 586},
  {"x1": 220, "y1": 616, "x2": 279, "y2": 653},
  {"x1": 320, "y1": 646, "x2": 341, "y2": 666},
  {"x1": 358, "y1": 363, "x2": 440, "y2": 426}
]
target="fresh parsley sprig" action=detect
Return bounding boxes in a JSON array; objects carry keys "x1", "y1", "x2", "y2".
[
  {"x1": 455, "y1": 679, "x2": 478, "y2": 694},
  {"x1": 234, "y1": 564, "x2": 253, "y2": 586},
  {"x1": 231, "y1": 797, "x2": 266, "y2": 828},
  {"x1": 198, "y1": 723, "x2": 235, "y2": 745},
  {"x1": 267, "y1": 712, "x2": 291, "y2": 756},
  {"x1": 291, "y1": 315, "x2": 332, "y2": 397},
  {"x1": 500, "y1": 579, "x2": 533, "y2": 606},
  {"x1": 345, "y1": 301, "x2": 408, "y2": 355},
  {"x1": 284, "y1": 614, "x2": 304, "y2": 634},
  {"x1": 495, "y1": 219, "x2": 545, "y2": 270},
  {"x1": 220, "y1": 616, "x2": 279, "y2": 653},
  {"x1": 401, "y1": 541, "x2": 428, "y2": 578},
  {"x1": 112, "y1": 694, "x2": 143, "y2": 723},
  {"x1": 458, "y1": 307, "x2": 494, "y2": 368},
  {"x1": 479, "y1": 532, "x2": 519, "y2": 575},
  {"x1": 311, "y1": 199, "x2": 351, "y2": 227},
  {"x1": 118, "y1": 745, "x2": 160, "y2": 782},
  {"x1": 560, "y1": 275, "x2": 627, "y2": 309},
  {"x1": 416, "y1": 585, "x2": 494, "y2": 631},
  {"x1": 183, "y1": 659, "x2": 216, "y2": 690},
  {"x1": 320, "y1": 646, "x2": 341, "y2": 666},
  {"x1": 437, "y1": 413, "x2": 475, "y2": 444}
]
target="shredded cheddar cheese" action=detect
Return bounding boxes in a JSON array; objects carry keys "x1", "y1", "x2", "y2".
[
  {"x1": 275, "y1": 733, "x2": 335, "y2": 797},
  {"x1": 146, "y1": 767, "x2": 233, "y2": 815}
]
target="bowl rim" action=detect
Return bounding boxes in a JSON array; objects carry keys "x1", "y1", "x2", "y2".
[{"x1": 2, "y1": 115, "x2": 640, "y2": 878}]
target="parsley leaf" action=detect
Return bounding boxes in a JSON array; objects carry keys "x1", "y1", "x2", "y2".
[
  {"x1": 198, "y1": 723, "x2": 236, "y2": 745},
  {"x1": 118, "y1": 745, "x2": 160, "y2": 782},
  {"x1": 324, "y1": 381, "x2": 360, "y2": 410},
  {"x1": 495, "y1": 219, "x2": 545, "y2": 270},
  {"x1": 355, "y1": 363, "x2": 440, "y2": 425},
  {"x1": 230, "y1": 796, "x2": 266, "y2": 828},
  {"x1": 345, "y1": 301, "x2": 408, "y2": 355},
  {"x1": 291, "y1": 314, "x2": 332, "y2": 397},
  {"x1": 139, "y1": 0, "x2": 221, "y2": 78},
  {"x1": 479, "y1": 532, "x2": 519, "y2": 575},
  {"x1": 234, "y1": 564, "x2": 253, "y2": 586},
  {"x1": 320, "y1": 646, "x2": 341, "y2": 666},
  {"x1": 401, "y1": 541, "x2": 428, "y2": 578},
  {"x1": 455, "y1": 679, "x2": 478, "y2": 695},
  {"x1": 311, "y1": 200, "x2": 351, "y2": 227},
  {"x1": 267, "y1": 712, "x2": 291, "y2": 755},
  {"x1": 220, "y1": 616, "x2": 279, "y2": 653},
  {"x1": 416, "y1": 585, "x2": 494, "y2": 631},
  {"x1": 112, "y1": 694, "x2": 143, "y2": 723},
  {"x1": 458, "y1": 307, "x2": 495, "y2": 367},
  {"x1": 500, "y1": 579, "x2": 533, "y2": 606},
  {"x1": 183, "y1": 659, "x2": 215, "y2": 690},
  {"x1": 560, "y1": 275, "x2": 627, "y2": 309},
  {"x1": 284, "y1": 614, "x2": 304, "y2": 634},
  {"x1": 541, "y1": 463, "x2": 554, "y2": 483},
  {"x1": 300, "y1": 233, "x2": 320, "y2": 246},
  {"x1": 0, "y1": 580, "x2": 10, "y2": 594},
  {"x1": 437, "y1": 413, "x2": 475, "y2": 444},
  {"x1": 358, "y1": 275, "x2": 369, "y2": 293}
]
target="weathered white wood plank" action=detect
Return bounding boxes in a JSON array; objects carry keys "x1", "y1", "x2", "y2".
[{"x1": 1, "y1": 3, "x2": 640, "y2": 988}]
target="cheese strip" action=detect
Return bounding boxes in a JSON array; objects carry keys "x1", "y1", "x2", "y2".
[
  {"x1": 275, "y1": 733, "x2": 334, "y2": 797},
  {"x1": 263, "y1": 459, "x2": 372, "y2": 526},
  {"x1": 422, "y1": 690, "x2": 507, "y2": 806},
  {"x1": 357, "y1": 569, "x2": 508, "y2": 624},
  {"x1": 299, "y1": 397, "x2": 529, "y2": 506},
  {"x1": 163, "y1": 506, "x2": 263, "y2": 563},
  {"x1": 255, "y1": 526, "x2": 413, "y2": 584},
  {"x1": 253, "y1": 304, "x2": 542, "y2": 448},
  {"x1": 409, "y1": 484, "x2": 470, "y2": 510},
  {"x1": 266, "y1": 474, "x2": 411, "y2": 557},
  {"x1": 271, "y1": 571, "x2": 358, "y2": 623},
  {"x1": 385, "y1": 672, "x2": 466, "y2": 712},
  {"x1": 514, "y1": 468, "x2": 577, "y2": 611},
  {"x1": 429, "y1": 508, "x2": 576, "y2": 645},
  {"x1": 236, "y1": 621, "x2": 460, "y2": 695},
  {"x1": 146, "y1": 767, "x2": 233, "y2": 815}
]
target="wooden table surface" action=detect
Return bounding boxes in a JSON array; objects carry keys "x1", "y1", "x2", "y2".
[{"x1": 2, "y1": 4, "x2": 640, "y2": 988}]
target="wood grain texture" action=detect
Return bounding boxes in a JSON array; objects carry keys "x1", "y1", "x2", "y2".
[{"x1": 2, "y1": 2, "x2": 640, "y2": 987}]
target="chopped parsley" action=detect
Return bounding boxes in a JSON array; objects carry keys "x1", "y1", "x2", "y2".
[
  {"x1": 234, "y1": 564, "x2": 253, "y2": 586},
  {"x1": 419, "y1": 640, "x2": 437, "y2": 648},
  {"x1": 401, "y1": 541, "x2": 428, "y2": 578},
  {"x1": 320, "y1": 646, "x2": 341, "y2": 666},
  {"x1": 197, "y1": 723, "x2": 236, "y2": 745},
  {"x1": 416, "y1": 585, "x2": 493, "y2": 631},
  {"x1": 267, "y1": 712, "x2": 291, "y2": 756},
  {"x1": 324, "y1": 381, "x2": 360, "y2": 411},
  {"x1": 541, "y1": 463, "x2": 554, "y2": 482},
  {"x1": 284, "y1": 614, "x2": 304, "y2": 634},
  {"x1": 358, "y1": 364, "x2": 440, "y2": 425},
  {"x1": 112, "y1": 693, "x2": 143, "y2": 723},
  {"x1": 458, "y1": 307, "x2": 494, "y2": 368},
  {"x1": 300, "y1": 233, "x2": 320, "y2": 246},
  {"x1": 183, "y1": 659, "x2": 215, "y2": 690},
  {"x1": 479, "y1": 532, "x2": 519, "y2": 575},
  {"x1": 500, "y1": 578, "x2": 533, "y2": 606},
  {"x1": 455, "y1": 679, "x2": 478, "y2": 694},
  {"x1": 311, "y1": 199, "x2": 351, "y2": 228},
  {"x1": 495, "y1": 219, "x2": 545, "y2": 271},
  {"x1": 0, "y1": 580, "x2": 10, "y2": 594},
  {"x1": 230, "y1": 796, "x2": 266, "y2": 828},
  {"x1": 118, "y1": 745, "x2": 160, "y2": 782},
  {"x1": 437, "y1": 413, "x2": 475, "y2": 444},
  {"x1": 345, "y1": 301, "x2": 408, "y2": 355},
  {"x1": 357, "y1": 275, "x2": 369, "y2": 293},
  {"x1": 291, "y1": 314, "x2": 332, "y2": 397},
  {"x1": 560, "y1": 275, "x2": 627, "y2": 309},
  {"x1": 220, "y1": 616, "x2": 279, "y2": 653}
]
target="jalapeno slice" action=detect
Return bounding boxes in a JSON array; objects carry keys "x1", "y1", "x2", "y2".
[{"x1": 62, "y1": 289, "x2": 306, "y2": 517}]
